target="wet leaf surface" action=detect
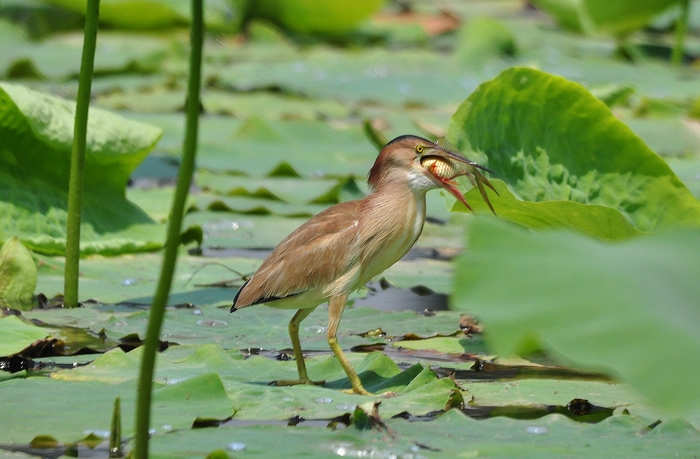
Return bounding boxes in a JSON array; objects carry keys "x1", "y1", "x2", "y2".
[{"x1": 0, "y1": 316, "x2": 49, "y2": 357}]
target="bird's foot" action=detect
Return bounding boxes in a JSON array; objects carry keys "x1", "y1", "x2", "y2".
[
  {"x1": 342, "y1": 385, "x2": 372, "y2": 396},
  {"x1": 270, "y1": 378, "x2": 326, "y2": 387}
]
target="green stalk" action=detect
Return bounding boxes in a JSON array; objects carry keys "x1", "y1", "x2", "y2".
[
  {"x1": 109, "y1": 397, "x2": 122, "y2": 458},
  {"x1": 671, "y1": 0, "x2": 690, "y2": 67},
  {"x1": 63, "y1": 0, "x2": 100, "y2": 308},
  {"x1": 133, "y1": 1, "x2": 203, "y2": 458}
]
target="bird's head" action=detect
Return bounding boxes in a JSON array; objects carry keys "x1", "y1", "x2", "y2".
[{"x1": 367, "y1": 135, "x2": 498, "y2": 213}]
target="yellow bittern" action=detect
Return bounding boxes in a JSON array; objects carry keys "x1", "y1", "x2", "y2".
[{"x1": 231, "y1": 135, "x2": 496, "y2": 395}]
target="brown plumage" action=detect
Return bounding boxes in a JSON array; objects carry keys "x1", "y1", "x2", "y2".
[{"x1": 231, "y1": 135, "x2": 496, "y2": 395}]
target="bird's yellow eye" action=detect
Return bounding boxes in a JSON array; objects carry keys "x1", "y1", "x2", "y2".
[{"x1": 415, "y1": 145, "x2": 424, "y2": 154}]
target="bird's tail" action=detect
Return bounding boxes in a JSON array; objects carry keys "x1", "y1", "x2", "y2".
[{"x1": 230, "y1": 279, "x2": 251, "y2": 313}]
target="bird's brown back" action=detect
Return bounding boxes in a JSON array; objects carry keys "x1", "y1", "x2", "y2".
[{"x1": 232, "y1": 200, "x2": 363, "y2": 308}]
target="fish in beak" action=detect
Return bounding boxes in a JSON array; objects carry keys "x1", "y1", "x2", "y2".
[{"x1": 420, "y1": 138, "x2": 499, "y2": 214}]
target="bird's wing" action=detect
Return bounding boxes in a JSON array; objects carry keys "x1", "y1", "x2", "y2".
[{"x1": 233, "y1": 200, "x2": 362, "y2": 308}]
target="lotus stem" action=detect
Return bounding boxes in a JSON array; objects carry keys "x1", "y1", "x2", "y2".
[
  {"x1": 671, "y1": 0, "x2": 690, "y2": 67},
  {"x1": 109, "y1": 397, "x2": 122, "y2": 458},
  {"x1": 132, "y1": 1, "x2": 203, "y2": 458},
  {"x1": 63, "y1": 0, "x2": 100, "y2": 308}
]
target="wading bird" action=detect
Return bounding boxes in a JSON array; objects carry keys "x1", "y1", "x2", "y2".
[{"x1": 231, "y1": 135, "x2": 497, "y2": 395}]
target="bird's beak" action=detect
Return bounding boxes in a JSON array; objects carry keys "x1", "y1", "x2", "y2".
[{"x1": 421, "y1": 139, "x2": 499, "y2": 214}]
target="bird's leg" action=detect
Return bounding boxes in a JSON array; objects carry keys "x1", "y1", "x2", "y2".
[
  {"x1": 328, "y1": 294, "x2": 371, "y2": 395},
  {"x1": 271, "y1": 307, "x2": 326, "y2": 387}
]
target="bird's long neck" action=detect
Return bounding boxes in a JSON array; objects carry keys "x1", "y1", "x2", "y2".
[{"x1": 357, "y1": 178, "x2": 428, "y2": 283}]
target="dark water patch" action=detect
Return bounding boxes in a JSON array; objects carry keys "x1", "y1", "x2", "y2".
[
  {"x1": 459, "y1": 398, "x2": 615, "y2": 423},
  {"x1": 354, "y1": 281, "x2": 449, "y2": 313},
  {"x1": 389, "y1": 399, "x2": 615, "y2": 423},
  {"x1": 221, "y1": 413, "x2": 351, "y2": 429},
  {"x1": 443, "y1": 359, "x2": 613, "y2": 382}
]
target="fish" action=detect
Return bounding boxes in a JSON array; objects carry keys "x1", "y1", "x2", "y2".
[{"x1": 421, "y1": 137, "x2": 499, "y2": 214}]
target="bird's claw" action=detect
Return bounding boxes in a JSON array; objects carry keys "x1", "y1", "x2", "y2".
[
  {"x1": 269, "y1": 378, "x2": 326, "y2": 387},
  {"x1": 342, "y1": 387, "x2": 372, "y2": 396}
]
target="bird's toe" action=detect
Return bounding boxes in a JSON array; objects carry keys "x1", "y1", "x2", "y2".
[{"x1": 269, "y1": 378, "x2": 326, "y2": 387}]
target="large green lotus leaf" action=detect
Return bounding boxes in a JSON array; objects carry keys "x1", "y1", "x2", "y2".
[
  {"x1": 187, "y1": 190, "x2": 461, "y2": 252},
  {"x1": 0, "y1": 316, "x2": 49, "y2": 357},
  {"x1": 455, "y1": 17, "x2": 517, "y2": 69},
  {"x1": 143, "y1": 409, "x2": 700, "y2": 459},
  {"x1": 393, "y1": 336, "x2": 474, "y2": 354},
  {"x1": 0, "y1": 172, "x2": 166, "y2": 255},
  {"x1": 50, "y1": 344, "x2": 240, "y2": 384},
  {"x1": 24, "y1": 297, "x2": 463, "y2": 351},
  {"x1": 401, "y1": 411, "x2": 700, "y2": 459},
  {"x1": 192, "y1": 189, "x2": 461, "y2": 247},
  {"x1": 242, "y1": 0, "x2": 385, "y2": 35},
  {"x1": 535, "y1": 51, "x2": 700, "y2": 102},
  {"x1": 33, "y1": 244, "x2": 458, "y2": 312},
  {"x1": 126, "y1": 187, "x2": 198, "y2": 224},
  {"x1": 449, "y1": 67, "x2": 700, "y2": 235},
  {"x1": 453, "y1": 217, "x2": 700, "y2": 415},
  {"x1": 463, "y1": 377, "x2": 700, "y2": 429},
  {"x1": 623, "y1": 118, "x2": 700, "y2": 158},
  {"x1": 49, "y1": 344, "x2": 459, "y2": 419},
  {"x1": 0, "y1": 83, "x2": 164, "y2": 255},
  {"x1": 0, "y1": 372, "x2": 234, "y2": 444},
  {"x1": 498, "y1": 18, "x2": 700, "y2": 100},
  {"x1": 0, "y1": 22, "x2": 169, "y2": 80},
  {"x1": 463, "y1": 378, "x2": 683, "y2": 425},
  {"x1": 195, "y1": 172, "x2": 344, "y2": 205},
  {"x1": 194, "y1": 192, "x2": 330, "y2": 218},
  {"x1": 380, "y1": 258, "x2": 453, "y2": 294},
  {"x1": 34, "y1": 253, "x2": 260, "y2": 305},
  {"x1": 184, "y1": 211, "x2": 311, "y2": 249},
  {"x1": 40, "y1": 0, "x2": 240, "y2": 31},
  {"x1": 666, "y1": 156, "x2": 700, "y2": 199},
  {"x1": 127, "y1": 114, "x2": 379, "y2": 179},
  {"x1": 187, "y1": 191, "x2": 461, "y2": 251},
  {"x1": 96, "y1": 89, "x2": 350, "y2": 120},
  {"x1": 212, "y1": 48, "x2": 473, "y2": 107},
  {"x1": 459, "y1": 180, "x2": 641, "y2": 239},
  {"x1": 223, "y1": 361, "x2": 461, "y2": 420},
  {"x1": 532, "y1": 0, "x2": 681, "y2": 36},
  {"x1": 197, "y1": 117, "x2": 377, "y2": 178}
]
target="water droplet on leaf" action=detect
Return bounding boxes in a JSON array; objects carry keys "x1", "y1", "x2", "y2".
[
  {"x1": 228, "y1": 442, "x2": 246, "y2": 452},
  {"x1": 196, "y1": 319, "x2": 228, "y2": 327}
]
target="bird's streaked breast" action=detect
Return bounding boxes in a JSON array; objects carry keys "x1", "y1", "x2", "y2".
[{"x1": 357, "y1": 189, "x2": 426, "y2": 286}]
